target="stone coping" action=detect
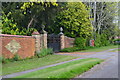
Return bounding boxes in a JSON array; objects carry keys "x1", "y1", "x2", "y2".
[{"x1": 0, "y1": 34, "x2": 34, "y2": 38}]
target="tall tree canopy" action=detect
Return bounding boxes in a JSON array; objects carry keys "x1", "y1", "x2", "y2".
[
  {"x1": 2, "y1": 2, "x2": 58, "y2": 35},
  {"x1": 86, "y1": 2, "x2": 118, "y2": 40},
  {"x1": 52, "y1": 2, "x2": 92, "y2": 38},
  {"x1": 1, "y1": 1, "x2": 118, "y2": 41}
]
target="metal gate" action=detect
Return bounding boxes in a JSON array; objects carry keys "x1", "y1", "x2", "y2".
[{"x1": 47, "y1": 34, "x2": 60, "y2": 52}]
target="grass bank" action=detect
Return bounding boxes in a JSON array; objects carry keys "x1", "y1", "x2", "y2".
[
  {"x1": 60, "y1": 45, "x2": 118, "y2": 53},
  {"x1": 2, "y1": 55, "x2": 78, "y2": 75},
  {"x1": 80, "y1": 45, "x2": 118, "y2": 52},
  {"x1": 15, "y1": 58, "x2": 103, "y2": 78}
]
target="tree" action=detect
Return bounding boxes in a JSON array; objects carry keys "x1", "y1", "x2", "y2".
[
  {"x1": 2, "y1": 11, "x2": 36, "y2": 35},
  {"x1": 52, "y1": 2, "x2": 92, "y2": 38},
  {"x1": 2, "y1": 2, "x2": 58, "y2": 35},
  {"x1": 86, "y1": 2, "x2": 118, "y2": 40}
]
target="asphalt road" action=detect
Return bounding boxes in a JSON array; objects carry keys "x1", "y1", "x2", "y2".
[
  {"x1": 56, "y1": 48, "x2": 119, "y2": 78},
  {"x1": 76, "y1": 49, "x2": 118, "y2": 78}
]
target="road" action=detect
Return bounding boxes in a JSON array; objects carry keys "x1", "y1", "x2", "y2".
[
  {"x1": 71, "y1": 49, "x2": 118, "y2": 78},
  {"x1": 77, "y1": 52, "x2": 118, "y2": 78}
]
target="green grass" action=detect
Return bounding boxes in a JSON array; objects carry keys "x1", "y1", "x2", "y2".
[
  {"x1": 2, "y1": 55, "x2": 78, "y2": 75},
  {"x1": 60, "y1": 45, "x2": 118, "y2": 53},
  {"x1": 15, "y1": 58, "x2": 103, "y2": 78},
  {"x1": 80, "y1": 45, "x2": 118, "y2": 52}
]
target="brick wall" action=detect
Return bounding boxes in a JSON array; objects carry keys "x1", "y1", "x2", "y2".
[
  {"x1": 64, "y1": 36, "x2": 75, "y2": 48},
  {"x1": 0, "y1": 34, "x2": 35, "y2": 59},
  {"x1": 0, "y1": 33, "x2": 75, "y2": 59}
]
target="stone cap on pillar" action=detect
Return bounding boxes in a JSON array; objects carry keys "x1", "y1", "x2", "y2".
[
  {"x1": 32, "y1": 31, "x2": 40, "y2": 35},
  {"x1": 59, "y1": 27, "x2": 64, "y2": 35}
]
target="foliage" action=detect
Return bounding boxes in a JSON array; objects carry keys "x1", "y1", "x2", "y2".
[
  {"x1": 60, "y1": 46, "x2": 95, "y2": 52},
  {"x1": 86, "y1": 2, "x2": 118, "y2": 40},
  {"x1": 2, "y1": 2, "x2": 58, "y2": 35},
  {"x1": 95, "y1": 33, "x2": 110, "y2": 47},
  {"x1": 2, "y1": 12, "x2": 20, "y2": 35},
  {"x1": 0, "y1": 56, "x2": 8, "y2": 63},
  {"x1": 60, "y1": 47, "x2": 80, "y2": 52},
  {"x1": 2, "y1": 12, "x2": 36, "y2": 35},
  {"x1": 113, "y1": 38, "x2": 120, "y2": 45},
  {"x1": 36, "y1": 48, "x2": 53, "y2": 58},
  {"x1": 52, "y1": 2, "x2": 92, "y2": 38},
  {"x1": 1, "y1": 54, "x2": 20, "y2": 63},
  {"x1": 94, "y1": 34, "x2": 101, "y2": 47},
  {"x1": 100, "y1": 34, "x2": 110, "y2": 46},
  {"x1": 74, "y1": 37, "x2": 86, "y2": 49},
  {"x1": 13, "y1": 54, "x2": 21, "y2": 61}
]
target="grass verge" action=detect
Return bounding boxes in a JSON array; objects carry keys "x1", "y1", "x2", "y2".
[
  {"x1": 60, "y1": 45, "x2": 118, "y2": 53},
  {"x1": 80, "y1": 45, "x2": 118, "y2": 52},
  {"x1": 15, "y1": 58, "x2": 103, "y2": 78},
  {"x1": 2, "y1": 55, "x2": 78, "y2": 75}
]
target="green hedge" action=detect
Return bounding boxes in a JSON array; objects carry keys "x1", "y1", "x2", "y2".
[
  {"x1": 74, "y1": 37, "x2": 86, "y2": 49},
  {"x1": 60, "y1": 46, "x2": 95, "y2": 52},
  {"x1": 60, "y1": 47, "x2": 80, "y2": 52}
]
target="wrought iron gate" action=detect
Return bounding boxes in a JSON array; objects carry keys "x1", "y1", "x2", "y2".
[{"x1": 47, "y1": 34, "x2": 60, "y2": 52}]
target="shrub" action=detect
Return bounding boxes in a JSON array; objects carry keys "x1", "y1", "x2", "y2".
[
  {"x1": 95, "y1": 34, "x2": 110, "y2": 47},
  {"x1": 74, "y1": 37, "x2": 86, "y2": 50},
  {"x1": 36, "y1": 48, "x2": 53, "y2": 58},
  {"x1": 100, "y1": 34, "x2": 110, "y2": 46},
  {"x1": 60, "y1": 47, "x2": 80, "y2": 52},
  {"x1": 1, "y1": 54, "x2": 34, "y2": 64},
  {"x1": 1, "y1": 56, "x2": 10, "y2": 63},
  {"x1": 13, "y1": 54, "x2": 21, "y2": 61},
  {"x1": 113, "y1": 39, "x2": 120, "y2": 45},
  {"x1": 86, "y1": 37, "x2": 91, "y2": 47},
  {"x1": 94, "y1": 34, "x2": 101, "y2": 47}
]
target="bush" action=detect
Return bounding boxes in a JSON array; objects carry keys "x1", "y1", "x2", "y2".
[
  {"x1": 13, "y1": 54, "x2": 21, "y2": 61},
  {"x1": 1, "y1": 56, "x2": 10, "y2": 63},
  {"x1": 94, "y1": 34, "x2": 101, "y2": 47},
  {"x1": 95, "y1": 34, "x2": 110, "y2": 47},
  {"x1": 74, "y1": 37, "x2": 86, "y2": 50},
  {"x1": 100, "y1": 34, "x2": 110, "y2": 46},
  {"x1": 60, "y1": 47, "x2": 80, "y2": 52},
  {"x1": 1, "y1": 54, "x2": 21, "y2": 63},
  {"x1": 113, "y1": 39, "x2": 120, "y2": 45},
  {"x1": 36, "y1": 48, "x2": 53, "y2": 58},
  {"x1": 86, "y1": 37, "x2": 91, "y2": 47}
]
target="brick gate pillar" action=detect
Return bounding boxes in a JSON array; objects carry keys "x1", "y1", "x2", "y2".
[
  {"x1": 60, "y1": 34, "x2": 65, "y2": 49},
  {"x1": 59, "y1": 27, "x2": 65, "y2": 50},
  {"x1": 42, "y1": 31, "x2": 47, "y2": 49},
  {"x1": 32, "y1": 31, "x2": 41, "y2": 53}
]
